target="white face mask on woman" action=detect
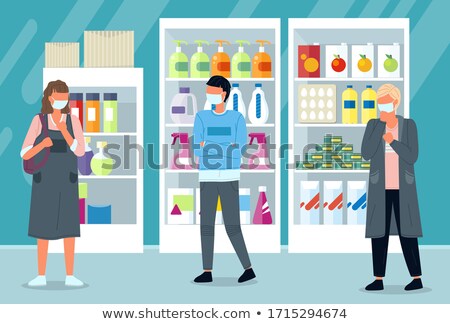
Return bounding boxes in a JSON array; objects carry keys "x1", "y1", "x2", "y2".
[
  {"x1": 378, "y1": 102, "x2": 395, "y2": 113},
  {"x1": 51, "y1": 97, "x2": 68, "y2": 110}
]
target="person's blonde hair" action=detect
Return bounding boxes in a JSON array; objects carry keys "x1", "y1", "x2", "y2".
[{"x1": 377, "y1": 84, "x2": 401, "y2": 108}]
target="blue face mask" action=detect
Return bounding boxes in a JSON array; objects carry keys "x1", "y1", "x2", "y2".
[
  {"x1": 206, "y1": 93, "x2": 223, "y2": 105},
  {"x1": 378, "y1": 102, "x2": 394, "y2": 113},
  {"x1": 51, "y1": 97, "x2": 68, "y2": 110}
]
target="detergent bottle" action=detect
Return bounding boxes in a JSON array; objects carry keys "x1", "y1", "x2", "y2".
[
  {"x1": 190, "y1": 40, "x2": 210, "y2": 78},
  {"x1": 253, "y1": 186, "x2": 273, "y2": 224},
  {"x1": 361, "y1": 85, "x2": 377, "y2": 124},
  {"x1": 169, "y1": 40, "x2": 188, "y2": 78},
  {"x1": 342, "y1": 85, "x2": 358, "y2": 124},
  {"x1": 77, "y1": 137, "x2": 94, "y2": 175},
  {"x1": 248, "y1": 83, "x2": 269, "y2": 124},
  {"x1": 211, "y1": 40, "x2": 231, "y2": 78},
  {"x1": 247, "y1": 132, "x2": 270, "y2": 169},
  {"x1": 170, "y1": 87, "x2": 197, "y2": 124},
  {"x1": 171, "y1": 133, "x2": 194, "y2": 169},
  {"x1": 91, "y1": 141, "x2": 114, "y2": 176},
  {"x1": 252, "y1": 40, "x2": 272, "y2": 78},
  {"x1": 225, "y1": 83, "x2": 246, "y2": 117},
  {"x1": 232, "y1": 40, "x2": 251, "y2": 78}
]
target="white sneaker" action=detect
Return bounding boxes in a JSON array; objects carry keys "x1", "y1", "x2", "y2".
[
  {"x1": 28, "y1": 275, "x2": 47, "y2": 287},
  {"x1": 65, "y1": 275, "x2": 84, "y2": 287}
]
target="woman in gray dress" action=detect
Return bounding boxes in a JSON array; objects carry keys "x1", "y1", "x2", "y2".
[{"x1": 21, "y1": 80, "x2": 85, "y2": 287}]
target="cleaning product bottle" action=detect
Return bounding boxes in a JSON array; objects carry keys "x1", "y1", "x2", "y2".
[
  {"x1": 225, "y1": 83, "x2": 246, "y2": 117},
  {"x1": 248, "y1": 83, "x2": 269, "y2": 124},
  {"x1": 91, "y1": 141, "x2": 114, "y2": 176},
  {"x1": 211, "y1": 40, "x2": 231, "y2": 78},
  {"x1": 232, "y1": 40, "x2": 251, "y2": 78},
  {"x1": 252, "y1": 40, "x2": 272, "y2": 78},
  {"x1": 253, "y1": 186, "x2": 273, "y2": 224},
  {"x1": 77, "y1": 137, "x2": 94, "y2": 175},
  {"x1": 171, "y1": 133, "x2": 193, "y2": 170},
  {"x1": 361, "y1": 85, "x2": 377, "y2": 124},
  {"x1": 169, "y1": 40, "x2": 188, "y2": 78},
  {"x1": 170, "y1": 87, "x2": 197, "y2": 124},
  {"x1": 342, "y1": 85, "x2": 358, "y2": 124},
  {"x1": 190, "y1": 40, "x2": 210, "y2": 78},
  {"x1": 247, "y1": 132, "x2": 270, "y2": 169}
]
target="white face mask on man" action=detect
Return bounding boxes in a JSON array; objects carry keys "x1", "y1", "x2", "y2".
[
  {"x1": 206, "y1": 93, "x2": 223, "y2": 105},
  {"x1": 51, "y1": 97, "x2": 68, "y2": 110}
]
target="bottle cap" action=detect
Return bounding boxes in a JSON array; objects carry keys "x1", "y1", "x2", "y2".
[
  {"x1": 258, "y1": 186, "x2": 267, "y2": 192},
  {"x1": 255, "y1": 83, "x2": 262, "y2": 88},
  {"x1": 179, "y1": 87, "x2": 190, "y2": 93},
  {"x1": 69, "y1": 93, "x2": 83, "y2": 101},
  {"x1": 97, "y1": 141, "x2": 107, "y2": 149},
  {"x1": 232, "y1": 83, "x2": 239, "y2": 87},
  {"x1": 366, "y1": 85, "x2": 372, "y2": 88},
  {"x1": 85, "y1": 137, "x2": 91, "y2": 143},
  {"x1": 347, "y1": 85, "x2": 353, "y2": 88},
  {"x1": 86, "y1": 93, "x2": 100, "y2": 101},
  {"x1": 104, "y1": 93, "x2": 117, "y2": 101}
]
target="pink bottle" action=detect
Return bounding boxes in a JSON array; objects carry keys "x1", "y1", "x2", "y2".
[
  {"x1": 253, "y1": 186, "x2": 273, "y2": 224},
  {"x1": 247, "y1": 132, "x2": 270, "y2": 169},
  {"x1": 171, "y1": 132, "x2": 194, "y2": 169}
]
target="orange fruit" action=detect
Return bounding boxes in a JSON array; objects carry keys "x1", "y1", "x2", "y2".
[
  {"x1": 358, "y1": 55, "x2": 372, "y2": 72},
  {"x1": 304, "y1": 57, "x2": 319, "y2": 73}
]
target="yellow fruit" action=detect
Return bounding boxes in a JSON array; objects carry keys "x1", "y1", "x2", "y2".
[
  {"x1": 304, "y1": 57, "x2": 319, "y2": 73},
  {"x1": 358, "y1": 55, "x2": 372, "y2": 72}
]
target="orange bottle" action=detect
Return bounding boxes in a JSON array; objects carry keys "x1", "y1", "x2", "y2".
[
  {"x1": 252, "y1": 40, "x2": 272, "y2": 78},
  {"x1": 85, "y1": 93, "x2": 100, "y2": 132},
  {"x1": 211, "y1": 40, "x2": 231, "y2": 78}
]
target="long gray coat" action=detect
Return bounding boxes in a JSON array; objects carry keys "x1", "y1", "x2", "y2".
[{"x1": 361, "y1": 116, "x2": 422, "y2": 238}]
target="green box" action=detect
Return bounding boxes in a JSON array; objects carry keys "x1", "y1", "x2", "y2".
[
  {"x1": 324, "y1": 135, "x2": 342, "y2": 144},
  {"x1": 323, "y1": 153, "x2": 343, "y2": 162},
  {"x1": 304, "y1": 153, "x2": 324, "y2": 162},
  {"x1": 354, "y1": 161, "x2": 371, "y2": 169},
  {"x1": 333, "y1": 143, "x2": 353, "y2": 152},
  {"x1": 78, "y1": 182, "x2": 88, "y2": 199},
  {"x1": 319, "y1": 162, "x2": 334, "y2": 169},
  {"x1": 335, "y1": 161, "x2": 354, "y2": 169},
  {"x1": 343, "y1": 153, "x2": 363, "y2": 162},
  {"x1": 296, "y1": 161, "x2": 321, "y2": 169}
]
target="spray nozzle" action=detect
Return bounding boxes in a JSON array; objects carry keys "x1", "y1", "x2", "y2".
[
  {"x1": 248, "y1": 133, "x2": 267, "y2": 145},
  {"x1": 194, "y1": 40, "x2": 210, "y2": 47},
  {"x1": 171, "y1": 133, "x2": 189, "y2": 145},
  {"x1": 215, "y1": 40, "x2": 231, "y2": 47},
  {"x1": 255, "y1": 40, "x2": 271, "y2": 47},
  {"x1": 236, "y1": 40, "x2": 250, "y2": 47},
  {"x1": 173, "y1": 40, "x2": 188, "y2": 48}
]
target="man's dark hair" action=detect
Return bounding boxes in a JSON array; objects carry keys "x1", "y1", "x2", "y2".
[{"x1": 206, "y1": 75, "x2": 231, "y2": 103}]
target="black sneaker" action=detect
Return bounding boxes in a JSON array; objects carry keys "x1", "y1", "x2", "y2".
[
  {"x1": 238, "y1": 268, "x2": 256, "y2": 283},
  {"x1": 194, "y1": 272, "x2": 212, "y2": 283},
  {"x1": 365, "y1": 279, "x2": 384, "y2": 291},
  {"x1": 405, "y1": 278, "x2": 423, "y2": 291}
]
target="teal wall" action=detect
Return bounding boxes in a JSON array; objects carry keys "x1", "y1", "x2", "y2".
[{"x1": 0, "y1": 0, "x2": 448, "y2": 245}]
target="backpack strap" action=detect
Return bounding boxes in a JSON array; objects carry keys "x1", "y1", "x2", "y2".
[{"x1": 34, "y1": 113, "x2": 50, "y2": 170}]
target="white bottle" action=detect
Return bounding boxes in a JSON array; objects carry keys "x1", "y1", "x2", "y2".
[
  {"x1": 226, "y1": 83, "x2": 246, "y2": 118},
  {"x1": 248, "y1": 83, "x2": 269, "y2": 124}
]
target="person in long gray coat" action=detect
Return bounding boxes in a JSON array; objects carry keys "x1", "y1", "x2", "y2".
[{"x1": 362, "y1": 84, "x2": 423, "y2": 291}]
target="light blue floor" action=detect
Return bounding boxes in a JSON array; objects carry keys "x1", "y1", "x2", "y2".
[{"x1": 0, "y1": 247, "x2": 448, "y2": 304}]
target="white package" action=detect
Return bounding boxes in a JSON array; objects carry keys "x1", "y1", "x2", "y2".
[
  {"x1": 377, "y1": 43, "x2": 401, "y2": 78},
  {"x1": 167, "y1": 188, "x2": 194, "y2": 225},
  {"x1": 351, "y1": 43, "x2": 374, "y2": 78},
  {"x1": 299, "y1": 181, "x2": 320, "y2": 225},
  {"x1": 323, "y1": 181, "x2": 343, "y2": 225},
  {"x1": 325, "y1": 43, "x2": 348, "y2": 78},
  {"x1": 347, "y1": 181, "x2": 367, "y2": 225}
]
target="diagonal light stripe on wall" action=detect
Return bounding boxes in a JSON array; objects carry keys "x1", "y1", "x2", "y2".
[
  {"x1": 345, "y1": 0, "x2": 370, "y2": 18},
  {"x1": 21, "y1": 0, "x2": 104, "y2": 105},
  {"x1": 229, "y1": 0, "x2": 262, "y2": 17},
  {"x1": 308, "y1": 0, "x2": 356, "y2": 17},
  {"x1": 407, "y1": 0, "x2": 432, "y2": 31},
  {"x1": 390, "y1": 0, "x2": 415, "y2": 17},
  {"x1": 410, "y1": 1, "x2": 450, "y2": 100},
  {"x1": 0, "y1": 127, "x2": 13, "y2": 157},
  {"x1": 359, "y1": 0, "x2": 391, "y2": 17},
  {"x1": 0, "y1": 20, "x2": 37, "y2": 87},
  {"x1": 104, "y1": 0, "x2": 169, "y2": 52},
  {"x1": 379, "y1": 0, "x2": 401, "y2": 17}
]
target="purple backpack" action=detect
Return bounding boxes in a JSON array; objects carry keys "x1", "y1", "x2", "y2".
[{"x1": 23, "y1": 113, "x2": 50, "y2": 174}]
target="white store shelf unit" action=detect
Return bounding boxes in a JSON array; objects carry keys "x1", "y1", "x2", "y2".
[
  {"x1": 44, "y1": 68, "x2": 144, "y2": 253},
  {"x1": 160, "y1": 18, "x2": 281, "y2": 253},
  {"x1": 288, "y1": 19, "x2": 409, "y2": 253}
]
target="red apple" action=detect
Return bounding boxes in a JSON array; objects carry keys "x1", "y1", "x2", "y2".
[{"x1": 331, "y1": 54, "x2": 346, "y2": 73}]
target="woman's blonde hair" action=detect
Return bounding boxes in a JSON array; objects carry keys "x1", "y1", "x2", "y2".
[{"x1": 377, "y1": 84, "x2": 401, "y2": 107}]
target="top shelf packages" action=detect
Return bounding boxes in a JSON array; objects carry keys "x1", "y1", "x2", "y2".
[
  {"x1": 168, "y1": 39, "x2": 273, "y2": 79},
  {"x1": 298, "y1": 42, "x2": 401, "y2": 79}
]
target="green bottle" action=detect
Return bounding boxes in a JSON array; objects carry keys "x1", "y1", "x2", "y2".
[
  {"x1": 232, "y1": 40, "x2": 251, "y2": 78},
  {"x1": 169, "y1": 40, "x2": 188, "y2": 78},
  {"x1": 190, "y1": 40, "x2": 210, "y2": 78}
]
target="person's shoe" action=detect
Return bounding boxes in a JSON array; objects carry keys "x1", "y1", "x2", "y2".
[
  {"x1": 65, "y1": 275, "x2": 84, "y2": 287},
  {"x1": 194, "y1": 272, "x2": 212, "y2": 283},
  {"x1": 405, "y1": 278, "x2": 423, "y2": 291},
  {"x1": 238, "y1": 268, "x2": 256, "y2": 283},
  {"x1": 365, "y1": 279, "x2": 384, "y2": 291},
  {"x1": 28, "y1": 275, "x2": 47, "y2": 287}
]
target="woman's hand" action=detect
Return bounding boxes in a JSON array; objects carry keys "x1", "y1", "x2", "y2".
[
  {"x1": 41, "y1": 137, "x2": 53, "y2": 148},
  {"x1": 55, "y1": 119, "x2": 67, "y2": 132}
]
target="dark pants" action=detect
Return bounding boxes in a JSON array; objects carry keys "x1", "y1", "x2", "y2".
[
  {"x1": 200, "y1": 181, "x2": 252, "y2": 271},
  {"x1": 371, "y1": 190, "x2": 422, "y2": 277}
]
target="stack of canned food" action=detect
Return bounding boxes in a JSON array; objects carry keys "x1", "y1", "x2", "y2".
[{"x1": 296, "y1": 134, "x2": 370, "y2": 170}]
